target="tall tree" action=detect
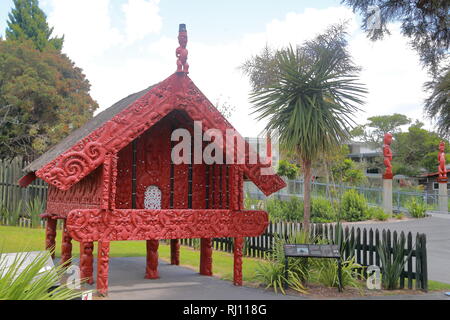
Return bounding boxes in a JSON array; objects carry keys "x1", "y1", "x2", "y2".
[
  {"x1": 342, "y1": 1, "x2": 449, "y2": 137},
  {"x1": 424, "y1": 66, "x2": 450, "y2": 137},
  {"x1": 393, "y1": 120, "x2": 450, "y2": 175},
  {"x1": 0, "y1": 39, "x2": 98, "y2": 161},
  {"x1": 352, "y1": 113, "x2": 412, "y2": 147},
  {"x1": 245, "y1": 24, "x2": 367, "y2": 229},
  {"x1": 6, "y1": 0, "x2": 63, "y2": 51},
  {"x1": 342, "y1": 0, "x2": 449, "y2": 75}
]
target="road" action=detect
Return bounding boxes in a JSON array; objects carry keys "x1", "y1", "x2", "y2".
[{"x1": 343, "y1": 213, "x2": 450, "y2": 284}]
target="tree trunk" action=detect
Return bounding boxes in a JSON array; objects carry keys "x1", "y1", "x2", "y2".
[{"x1": 303, "y1": 159, "x2": 312, "y2": 232}]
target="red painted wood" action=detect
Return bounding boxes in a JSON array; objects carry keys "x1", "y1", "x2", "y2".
[
  {"x1": 200, "y1": 238, "x2": 212, "y2": 276},
  {"x1": 97, "y1": 241, "x2": 110, "y2": 296},
  {"x1": 145, "y1": 240, "x2": 159, "y2": 279},
  {"x1": 234, "y1": 237, "x2": 244, "y2": 286},
  {"x1": 115, "y1": 143, "x2": 133, "y2": 209},
  {"x1": 45, "y1": 218, "x2": 57, "y2": 259},
  {"x1": 170, "y1": 239, "x2": 180, "y2": 265},
  {"x1": 60, "y1": 219, "x2": 72, "y2": 266},
  {"x1": 31, "y1": 73, "x2": 285, "y2": 196},
  {"x1": 66, "y1": 209, "x2": 268, "y2": 242},
  {"x1": 80, "y1": 242, "x2": 94, "y2": 285}
]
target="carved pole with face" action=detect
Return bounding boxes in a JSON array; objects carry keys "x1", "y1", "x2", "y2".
[
  {"x1": 383, "y1": 133, "x2": 393, "y2": 179},
  {"x1": 438, "y1": 141, "x2": 447, "y2": 182},
  {"x1": 176, "y1": 24, "x2": 189, "y2": 73}
]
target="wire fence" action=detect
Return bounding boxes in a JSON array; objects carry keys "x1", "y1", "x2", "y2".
[{"x1": 245, "y1": 179, "x2": 448, "y2": 213}]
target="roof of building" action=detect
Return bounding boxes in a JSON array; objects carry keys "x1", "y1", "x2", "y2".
[
  {"x1": 20, "y1": 73, "x2": 285, "y2": 196},
  {"x1": 24, "y1": 85, "x2": 156, "y2": 173}
]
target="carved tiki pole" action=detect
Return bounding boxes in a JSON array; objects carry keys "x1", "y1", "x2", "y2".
[
  {"x1": 96, "y1": 241, "x2": 110, "y2": 296},
  {"x1": 382, "y1": 133, "x2": 393, "y2": 214},
  {"x1": 80, "y1": 242, "x2": 94, "y2": 285},
  {"x1": 438, "y1": 141, "x2": 448, "y2": 214},
  {"x1": 45, "y1": 218, "x2": 57, "y2": 259},
  {"x1": 233, "y1": 237, "x2": 244, "y2": 286},
  {"x1": 60, "y1": 219, "x2": 72, "y2": 266}
]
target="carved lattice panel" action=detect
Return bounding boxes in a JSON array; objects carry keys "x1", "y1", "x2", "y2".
[{"x1": 144, "y1": 186, "x2": 162, "y2": 210}]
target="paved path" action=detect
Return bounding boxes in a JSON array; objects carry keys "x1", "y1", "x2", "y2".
[
  {"x1": 80, "y1": 256, "x2": 450, "y2": 300},
  {"x1": 87, "y1": 258, "x2": 304, "y2": 300},
  {"x1": 343, "y1": 214, "x2": 450, "y2": 284}
]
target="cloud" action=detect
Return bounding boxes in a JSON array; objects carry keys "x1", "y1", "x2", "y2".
[
  {"x1": 47, "y1": 0, "x2": 124, "y2": 71},
  {"x1": 122, "y1": 0, "x2": 162, "y2": 43},
  {"x1": 44, "y1": 4, "x2": 432, "y2": 137}
]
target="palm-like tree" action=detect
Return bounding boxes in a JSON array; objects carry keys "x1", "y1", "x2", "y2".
[{"x1": 250, "y1": 28, "x2": 367, "y2": 230}]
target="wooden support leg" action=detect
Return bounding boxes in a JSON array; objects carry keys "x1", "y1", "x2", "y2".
[
  {"x1": 233, "y1": 237, "x2": 244, "y2": 286},
  {"x1": 200, "y1": 238, "x2": 213, "y2": 276},
  {"x1": 97, "y1": 241, "x2": 110, "y2": 297},
  {"x1": 145, "y1": 240, "x2": 159, "y2": 279},
  {"x1": 60, "y1": 220, "x2": 72, "y2": 266},
  {"x1": 45, "y1": 218, "x2": 57, "y2": 259},
  {"x1": 80, "y1": 242, "x2": 94, "y2": 285},
  {"x1": 170, "y1": 239, "x2": 180, "y2": 265}
]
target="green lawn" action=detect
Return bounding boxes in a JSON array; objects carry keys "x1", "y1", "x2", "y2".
[
  {"x1": 0, "y1": 226, "x2": 263, "y2": 282},
  {"x1": 1, "y1": 226, "x2": 449, "y2": 292}
]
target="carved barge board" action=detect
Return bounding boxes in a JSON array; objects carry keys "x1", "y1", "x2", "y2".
[{"x1": 66, "y1": 209, "x2": 268, "y2": 242}]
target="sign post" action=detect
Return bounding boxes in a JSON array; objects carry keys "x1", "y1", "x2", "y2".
[{"x1": 283, "y1": 244, "x2": 342, "y2": 292}]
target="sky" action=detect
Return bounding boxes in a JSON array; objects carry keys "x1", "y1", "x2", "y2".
[{"x1": 0, "y1": 0, "x2": 433, "y2": 137}]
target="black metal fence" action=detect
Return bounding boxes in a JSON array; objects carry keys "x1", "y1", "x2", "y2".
[{"x1": 182, "y1": 221, "x2": 428, "y2": 291}]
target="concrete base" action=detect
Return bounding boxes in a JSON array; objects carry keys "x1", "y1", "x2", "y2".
[
  {"x1": 383, "y1": 179, "x2": 393, "y2": 215},
  {"x1": 439, "y1": 182, "x2": 448, "y2": 214}
]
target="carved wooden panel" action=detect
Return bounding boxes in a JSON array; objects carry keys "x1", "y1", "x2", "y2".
[
  {"x1": 35, "y1": 73, "x2": 285, "y2": 197},
  {"x1": 66, "y1": 209, "x2": 268, "y2": 242}
]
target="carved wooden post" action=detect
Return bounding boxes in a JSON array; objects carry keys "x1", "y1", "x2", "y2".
[
  {"x1": 170, "y1": 239, "x2": 180, "y2": 265},
  {"x1": 145, "y1": 240, "x2": 159, "y2": 279},
  {"x1": 60, "y1": 219, "x2": 72, "y2": 266},
  {"x1": 233, "y1": 237, "x2": 244, "y2": 286},
  {"x1": 45, "y1": 218, "x2": 57, "y2": 259},
  {"x1": 80, "y1": 242, "x2": 94, "y2": 285},
  {"x1": 438, "y1": 141, "x2": 448, "y2": 214},
  {"x1": 200, "y1": 238, "x2": 213, "y2": 276},
  {"x1": 97, "y1": 241, "x2": 110, "y2": 296},
  {"x1": 383, "y1": 133, "x2": 393, "y2": 214}
]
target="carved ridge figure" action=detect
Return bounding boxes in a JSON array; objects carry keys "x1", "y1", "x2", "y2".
[
  {"x1": 438, "y1": 141, "x2": 447, "y2": 182},
  {"x1": 176, "y1": 24, "x2": 189, "y2": 74},
  {"x1": 383, "y1": 133, "x2": 393, "y2": 179}
]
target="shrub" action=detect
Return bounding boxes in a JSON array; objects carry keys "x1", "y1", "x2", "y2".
[
  {"x1": 312, "y1": 257, "x2": 363, "y2": 290},
  {"x1": 377, "y1": 234, "x2": 412, "y2": 290},
  {"x1": 277, "y1": 160, "x2": 299, "y2": 180},
  {"x1": 266, "y1": 197, "x2": 303, "y2": 222},
  {"x1": 25, "y1": 197, "x2": 45, "y2": 228},
  {"x1": 368, "y1": 207, "x2": 390, "y2": 221},
  {"x1": 394, "y1": 213, "x2": 405, "y2": 220},
  {"x1": 405, "y1": 198, "x2": 427, "y2": 218},
  {"x1": 0, "y1": 251, "x2": 82, "y2": 300},
  {"x1": 311, "y1": 198, "x2": 336, "y2": 223},
  {"x1": 255, "y1": 234, "x2": 308, "y2": 294},
  {"x1": 340, "y1": 190, "x2": 369, "y2": 222}
]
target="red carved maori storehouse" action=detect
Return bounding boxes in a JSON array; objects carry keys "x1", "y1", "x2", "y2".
[{"x1": 18, "y1": 24, "x2": 285, "y2": 296}]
